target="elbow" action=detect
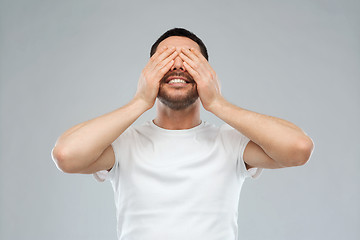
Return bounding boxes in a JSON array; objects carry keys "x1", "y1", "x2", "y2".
[
  {"x1": 279, "y1": 136, "x2": 314, "y2": 167},
  {"x1": 291, "y1": 136, "x2": 314, "y2": 166},
  {"x1": 51, "y1": 145, "x2": 79, "y2": 173}
]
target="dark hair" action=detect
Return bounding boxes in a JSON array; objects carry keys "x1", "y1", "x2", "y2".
[{"x1": 150, "y1": 28, "x2": 209, "y2": 61}]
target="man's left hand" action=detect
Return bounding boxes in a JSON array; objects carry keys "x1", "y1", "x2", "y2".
[{"x1": 179, "y1": 47, "x2": 223, "y2": 111}]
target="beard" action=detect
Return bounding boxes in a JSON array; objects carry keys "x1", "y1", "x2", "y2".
[{"x1": 157, "y1": 71, "x2": 199, "y2": 111}]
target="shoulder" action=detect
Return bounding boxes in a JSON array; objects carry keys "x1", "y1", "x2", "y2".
[
  {"x1": 218, "y1": 123, "x2": 247, "y2": 139},
  {"x1": 120, "y1": 121, "x2": 151, "y2": 137},
  {"x1": 197, "y1": 122, "x2": 246, "y2": 141}
]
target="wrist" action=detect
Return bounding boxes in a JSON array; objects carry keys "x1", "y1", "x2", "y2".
[
  {"x1": 131, "y1": 96, "x2": 154, "y2": 112},
  {"x1": 206, "y1": 95, "x2": 227, "y2": 114}
]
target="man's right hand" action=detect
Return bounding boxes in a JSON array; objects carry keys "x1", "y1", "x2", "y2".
[{"x1": 134, "y1": 46, "x2": 178, "y2": 110}]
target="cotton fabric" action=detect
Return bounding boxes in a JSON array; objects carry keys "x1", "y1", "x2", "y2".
[{"x1": 94, "y1": 120, "x2": 262, "y2": 240}]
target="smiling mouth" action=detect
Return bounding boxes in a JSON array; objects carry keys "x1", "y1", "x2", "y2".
[
  {"x1": 164, "y1": 74, "x2": 194, "y2": 85},
  {"x1": 166, "y1": 77, "x2": 191, "y2": 84},
  {"x1": 161, "y1": 70, "x2": 195, "y2": 85},
  {"x1": 169, "y1": 79, "x2": 187, "y2": 83}
]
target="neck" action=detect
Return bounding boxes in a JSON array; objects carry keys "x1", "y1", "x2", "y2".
[{"x1": 153, "y1": 99, "x2": 201, "y2": 130}]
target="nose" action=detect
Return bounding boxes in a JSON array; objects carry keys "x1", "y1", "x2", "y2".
[{"x1": 170, "y1": 53, "x2": 185, "y2": 72}]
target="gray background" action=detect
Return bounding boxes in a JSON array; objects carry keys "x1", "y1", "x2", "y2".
[{"x1": 1, "y1": 0, "x2": 359, "y2": 239}]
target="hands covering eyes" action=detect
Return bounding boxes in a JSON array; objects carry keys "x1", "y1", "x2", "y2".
[{"x1": 134, "y1": 46, "x2": 222, "y2": 112}]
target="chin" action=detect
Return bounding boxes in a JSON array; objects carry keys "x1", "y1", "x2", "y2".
[{"x1": 157, "y1": 90, "x2": 199, "y2": 111}]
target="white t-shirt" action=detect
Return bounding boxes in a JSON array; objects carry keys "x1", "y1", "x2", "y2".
[{"x1": 94, "y1": 120, "x2": 262, "y2": 240}]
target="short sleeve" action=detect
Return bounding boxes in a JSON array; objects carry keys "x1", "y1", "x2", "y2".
[
  {"x1": 238, "y1": 141, "x2": 263, "y2": 179},
  {"x1": 220, "y1": 124, "x2": 263, "y2": 179},
  {"x1": 93, "y1": 136, "x2": 122, "y2": 182}
]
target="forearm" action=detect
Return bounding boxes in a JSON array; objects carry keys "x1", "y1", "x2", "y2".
[
  {"x1": 209, "y1": 97, "x2": 313, "y2": 165},
  {"x1": 53, "y1": 47, "x2": 178, "y2": 172},
  {"x1": 53, "y1": 98, "x2": 149, "y2": 169},
  {"x1": 178, "y1": 47, "x2": 313, "y2": 166}
]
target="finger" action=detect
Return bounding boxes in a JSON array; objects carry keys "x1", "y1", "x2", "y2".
[
  {"x1": 154, "y1": 46, "x2": 176, "y2": 65},
  {"x1": 189, "y1": 48, "x2": 206, "y2": 60},
  {"x1": 180, "y1": 48, "x2": 205, "y2": 73},
  {"x1": 183, "y1": 61, "x2": 200, "y2": 82},
  {"x1": 179, "y1": 52, "x2": 196, "y2": 69},
  {"x1": 183, "y1": 48, "x2": 215, "y2": 75},
  {"x1": 180, "y1": 51, "x2": 212, "y2": 79},
  {"x1": 155, "y1": 50, "x2": 178, "y2": 71},
  {"x1": 150, "y1": 46, "x2": 168, "y2": 60},
  {"x1": 145, "y1": 47, "x2": 170, "y2": 71},
  {"x1": 181, "y1": 47, "x2": 198, "y2": 61},
  {"x1": 147, "y1": 46, "x2": 175, "y2": 69},
  {"x1": 156, "y1": 59, "x2": 175, "y2": 79},
  {"x1": 181, "y1": 47, "x2": 207, "y2": 72}
]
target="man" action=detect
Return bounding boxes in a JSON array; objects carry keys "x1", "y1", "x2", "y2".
[{"x1": 52, "y1": 28, "x2": 314, "y2": 240}]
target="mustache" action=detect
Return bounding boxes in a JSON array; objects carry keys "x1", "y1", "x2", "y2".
[{"x1": 160, "y1": 71, "x2": 195, "y2": 84}]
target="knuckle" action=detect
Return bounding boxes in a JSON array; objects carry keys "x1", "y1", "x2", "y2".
[{"x1": 157, "y1": 63, "x2": 165, "y2": 69}]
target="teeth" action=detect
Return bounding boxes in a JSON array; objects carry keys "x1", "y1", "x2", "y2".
[{"x1": 168, "y1": 79, "x2": 186, "y2": 84}]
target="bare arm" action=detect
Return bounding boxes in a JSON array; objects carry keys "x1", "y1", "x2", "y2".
[
  {"x1": 52, "y1": 99, "x2": 149, "y2": 173},
  {"x1": 209, "y1": 99, "x2": 314, "y2": 168},
  {"x1": 180, "y1": 47, "x2": 314, "y2": 169},
  {"x1": 52, "y1": 46, "x2": 178, "y2": 174}
]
